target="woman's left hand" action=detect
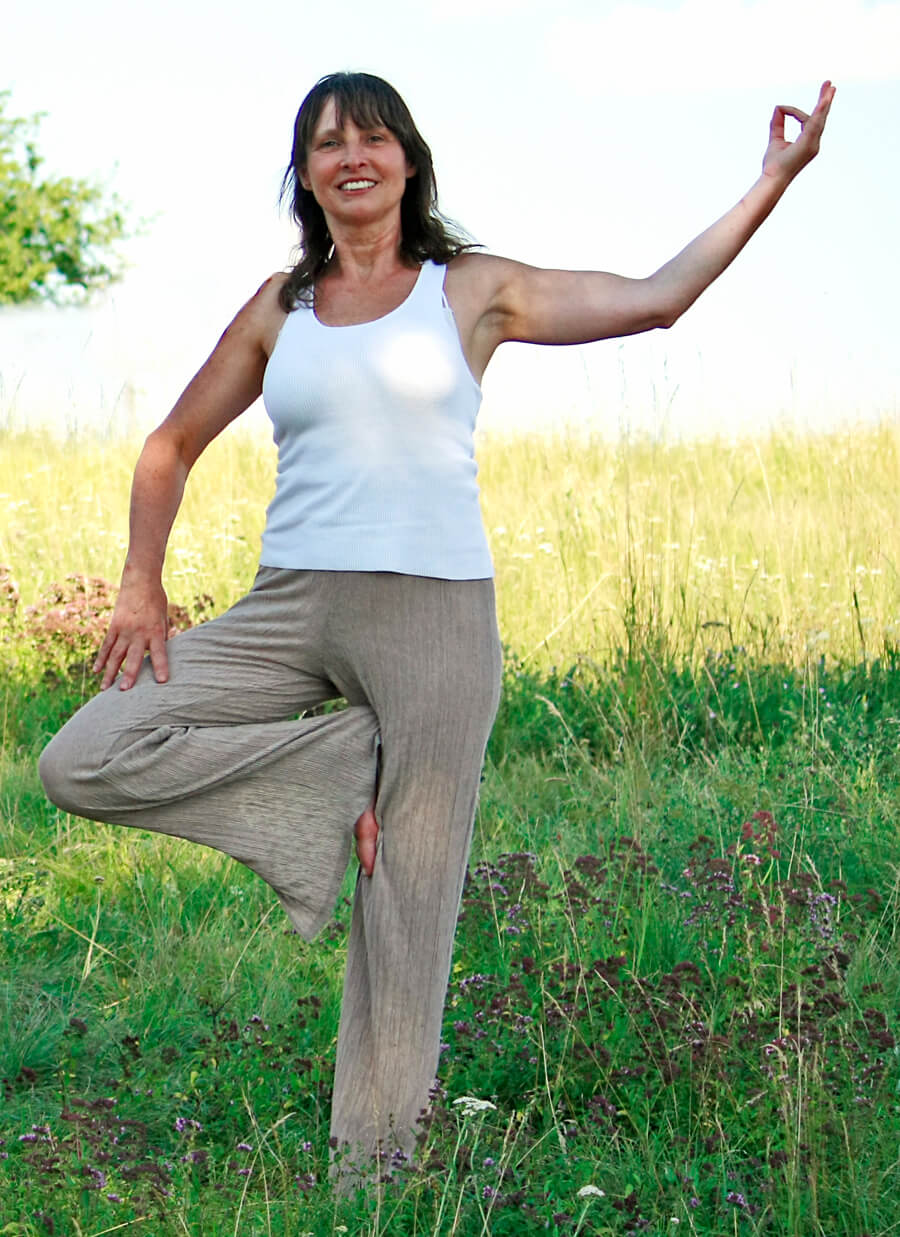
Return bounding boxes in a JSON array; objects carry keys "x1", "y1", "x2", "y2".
[{"x1": 761, "y1": 80, "x2": 836, "y2": 185}]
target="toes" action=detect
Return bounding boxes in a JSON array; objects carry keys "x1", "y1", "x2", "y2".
[{"x1": 354, "y1": 805, "x2": 379, "y2": 877}]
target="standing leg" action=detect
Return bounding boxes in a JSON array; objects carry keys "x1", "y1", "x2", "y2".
[
  {"x1": 321, "y1": 573, "x2": 502, "y2": 1174},
  {"x1": 39, "y1": 568, "x2": 380, "y2": 939}
]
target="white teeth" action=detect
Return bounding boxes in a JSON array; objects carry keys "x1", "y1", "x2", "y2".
[{"x1": 340, "y1": 180, "x2": 375, "y2": 191}]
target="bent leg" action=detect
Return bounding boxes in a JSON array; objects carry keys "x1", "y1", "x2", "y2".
[
  {"x1": 39, "y1": 570, "x2": 381, "y2": 939},
  {"x1": 321, "y1": 574, "x2": 503, "y2": 1172}
]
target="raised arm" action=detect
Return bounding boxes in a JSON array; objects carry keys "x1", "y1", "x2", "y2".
[
  {"x1": 94, "y1": 275, "x2": 286, "y2": 691},
  {"x1": 452, "y1": 82, "x2": 835, "y2": 372}
]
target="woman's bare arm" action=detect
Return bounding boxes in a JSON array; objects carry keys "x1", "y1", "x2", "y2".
[
  {"x1": 94, "y1": 275, "x2": 286, "y2": 690},
  {"x1": 452, "y1": 82, "x2": 835, "y2": 373}
]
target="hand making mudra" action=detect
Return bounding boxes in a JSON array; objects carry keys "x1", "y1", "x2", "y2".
[{"x1": 40, "y1": 73, "x2": 834, "y2": 1181}]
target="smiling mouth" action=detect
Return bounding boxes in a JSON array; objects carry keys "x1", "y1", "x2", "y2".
[{"x1": 339, "y1": 180, "x2": 376, "y2": 192}]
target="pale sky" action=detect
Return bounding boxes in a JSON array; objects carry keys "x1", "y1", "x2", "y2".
[{"x1": 1, "y1": 0, "x2": 898, "y2": 440}]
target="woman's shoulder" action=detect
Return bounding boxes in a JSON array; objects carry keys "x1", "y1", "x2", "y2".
[
  {"x1": 443, "y1": 251, "x2": 526, "y2": 320},
  {"x1": 229, "y1": 273, "x2": 291, "y2": 358}
]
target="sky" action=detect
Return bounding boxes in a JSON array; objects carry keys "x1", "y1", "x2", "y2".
[{"x1": 1, "y1": 0, "x2": 898, "y2": 440}]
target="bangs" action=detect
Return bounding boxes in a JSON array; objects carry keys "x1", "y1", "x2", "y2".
[
  {"x1": 329, "y1": 83, "x2": 393, "y2": 135},
  {"x1": 301, "y1": 74, "x2": 413, "y2": 151}
]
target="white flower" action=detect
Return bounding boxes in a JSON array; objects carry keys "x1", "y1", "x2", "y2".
[
  {"x1": 452, "y1": 1096, "x2": 497, "y2": 1116},
  {"x1": 577, "y1": 1184, "x2": 605, "y2": 1198}
]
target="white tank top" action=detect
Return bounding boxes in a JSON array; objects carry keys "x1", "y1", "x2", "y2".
[{"x1": 259, "y1": 260, "x2": 493, "y2": 579}]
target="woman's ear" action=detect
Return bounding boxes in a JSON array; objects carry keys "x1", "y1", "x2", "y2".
[{"x1": 299, "y1": 165, "x2": 312, "y2": 191}]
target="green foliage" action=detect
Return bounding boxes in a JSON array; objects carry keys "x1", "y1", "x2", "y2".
[
  {"x1": 491, "y1": 645, "x2": 900, "y2": 768},
  {"x1": 0, "y1": 93, "x2": 126, "y2": 304}
]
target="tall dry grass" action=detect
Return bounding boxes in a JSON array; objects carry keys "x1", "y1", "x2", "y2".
[{"x1": 2, "y1": 419, "x2": 897, "y2": 667}]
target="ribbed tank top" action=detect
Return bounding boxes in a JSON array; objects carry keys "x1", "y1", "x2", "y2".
[{"x1": 259, "y1": 260, "x2": 493, "y2": 579}]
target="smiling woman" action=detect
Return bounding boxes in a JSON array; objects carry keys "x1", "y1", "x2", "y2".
[
  {"x1": 277, "y1": 71, "x2": 476, "y2": 315},
  {"x1": 38, "y1": 67, "x2": 835, "y2": 1190}
]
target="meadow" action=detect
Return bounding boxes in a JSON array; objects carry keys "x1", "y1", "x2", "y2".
[{"x1": 0, "y1": 421, "x2": 898, "y2": 1236}]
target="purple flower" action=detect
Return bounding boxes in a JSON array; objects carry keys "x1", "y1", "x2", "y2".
[
  {"x1": 237, "y1": 1142, "x2": 253, "y2": 1152},
  {"x1": 106, "y1": 1193, "x2": 121, "y2": 1203}
]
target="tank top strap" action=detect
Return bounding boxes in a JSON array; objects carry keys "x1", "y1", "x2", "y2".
[{"x1": 410, "y1": 259, "x2": 448, "y2": 309}]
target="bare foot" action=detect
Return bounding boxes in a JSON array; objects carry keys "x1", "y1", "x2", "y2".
[{"x1": 354, "y1": 803, "x2": 379, "y2": 877}]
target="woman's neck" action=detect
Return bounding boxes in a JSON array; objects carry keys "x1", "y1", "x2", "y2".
[{"x1": 326, "y1": 219, "x2": 409, "y2": 286}]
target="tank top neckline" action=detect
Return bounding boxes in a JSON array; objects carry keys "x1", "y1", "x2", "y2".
[{"x1": 311, "y1": 261, "x2": 429, "y2": 331}]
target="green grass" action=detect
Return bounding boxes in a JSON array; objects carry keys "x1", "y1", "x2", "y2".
[{"x1": 1, "y1": 422, "x2": 898, "y2": 1234}]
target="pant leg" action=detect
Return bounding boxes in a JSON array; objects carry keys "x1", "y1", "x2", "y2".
[
  {"x1": 319, "y1": 573, "x2": 503, "y2": 1171},
  {"x1": 39, "y1": 568, "x2": 380, "y2": 940}
]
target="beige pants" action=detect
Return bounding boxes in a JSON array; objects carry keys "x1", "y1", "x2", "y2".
[{"x1": 39, "y1": 567, "x2": 503, "y2": 1168}]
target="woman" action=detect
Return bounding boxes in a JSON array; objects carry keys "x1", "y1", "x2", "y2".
[{"x1": 40, "y1": 71, "x2": 835, "y2": 1176}]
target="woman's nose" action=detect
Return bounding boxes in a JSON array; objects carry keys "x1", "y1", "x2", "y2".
[{"x1": 341, "y1": 142, "x2": 366, "y2": 168}]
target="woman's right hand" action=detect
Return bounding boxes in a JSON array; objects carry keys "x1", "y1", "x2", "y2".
[{"x1": 94, "y1": 575, "x2": 170, "y2": 691}]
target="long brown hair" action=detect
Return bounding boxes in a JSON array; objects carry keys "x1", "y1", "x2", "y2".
[{"x1": 278, "y1": 72, "x2": 476, "y2": 312}]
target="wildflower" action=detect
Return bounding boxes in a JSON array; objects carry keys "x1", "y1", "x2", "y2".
[
  {"x1": 107, "y1": 1194, "x2": 122, "y2": 1203},
  {"x1": 483, "y1": 1157, "x2": 495, "y2": 1167},
  {"x1": 452, "y1": 1095, "x2": 496, "y2": 1116},
  {"x1": 301, "y1": 1140, "x2": 313, "y2": 1152},
  {"x1": 236, "y1": 1142, "x2": 253, "y2": 1152},
  {"x1": 483, "y1": 1185, "x2": 496, "y2": 1199},
  {"x1": 725, "y1": 1191, "x2": 747, "y2": 1207},
  {"x1": 577, "y1": 1184, "x2": 605, "y2": 1198}
]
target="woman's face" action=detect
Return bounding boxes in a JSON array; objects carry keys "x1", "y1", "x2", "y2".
[{"x1": 301, "y1": 96, "x2": 415, "y2": 232}]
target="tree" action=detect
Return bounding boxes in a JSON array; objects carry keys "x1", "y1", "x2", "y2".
[{"x1": 0, "y1": 92, "x2": 127, "y2": 305}]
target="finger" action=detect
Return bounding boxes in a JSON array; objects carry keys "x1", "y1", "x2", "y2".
[
  {"x1": 817, "y1": 79, "x2": 835, "y2": 109},
  {"x1": 811, "y1": 81, "x2": 835, "y2": 125},
  {"x1": 147, "y1": 633, "x2": 170, "y2": 684},
  {"x1": 99, "y1": 639, "x2": 128, "y2": 691},
  {"x1": 93, "y1": 627, "x2": 116, "y2": 674},
  {"x1": 118, "y1": 642, "x2": 148, "y2": 692},
  {"x1": 769, "y1": 105, "x2": 786, "y2": 145},
  {"x1": 778, "y1": 106, "x2": 811, "y2": 127}
]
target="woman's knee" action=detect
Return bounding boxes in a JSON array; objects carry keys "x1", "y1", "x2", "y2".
[
  {"x1": 39, "y1": 731, "x2": 79, "y2": 814},
  {"x1": 38, "y1": 716, "x2": 106, "y2": 817}
]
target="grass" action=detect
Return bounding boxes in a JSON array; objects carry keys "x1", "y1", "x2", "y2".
[{"x1": 0, "y1": 420, "x2": 898, "y2": 1234}]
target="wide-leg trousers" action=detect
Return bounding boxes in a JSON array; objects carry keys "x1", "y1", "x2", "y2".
[{"x1": 39, "y1": 567, "x2": 503, "y2": 1167}]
